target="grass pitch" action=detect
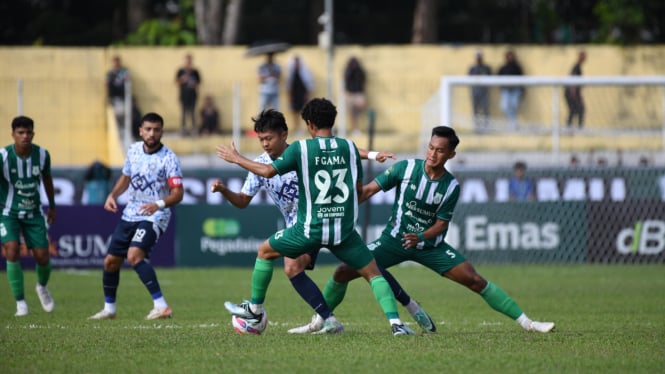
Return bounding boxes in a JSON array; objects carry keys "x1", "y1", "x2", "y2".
[{"x1": 1, "y1": 264, "x2": 664, "y2": 373}]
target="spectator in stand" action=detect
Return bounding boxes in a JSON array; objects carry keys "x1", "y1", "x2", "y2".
[
  {"x1": 569, "y1": 154, "x2": 580, "y2": 167},
  {"x1": 258, "y1": 52, "x2": 282, "y2": 112},
  {"x1": 285, "y1": 55, "x2": 314, "y2": 135},
  {"x1": 175, "y1": 54, "x2": 202, "y2": 136},
  {"x1": 344, "y1": 56, "x2": 367, "y2": 136},
  {"x1": 106, "y1": 56, "x2": 130, "y2": 123},
  {"x1": 565, "y1": 51, "x2": 586, "y2": 129},
  {"x1": 468, "y1": 51, "x2": 492, "y2": 130},
  {"x1": 83, "y1": 160, "x2": 112, "y2": 205},
  {"x1": 131, "y1": 96, "x2": 142, "y2": 141},
  {"x1": 497, "y1": 50, "x2": 524, "y2": 130},
  {"x1": 509, "y1": 161, "x2": 534, "y2": 201},
  {"x1": 199, "y1": 95, "x2": 221, "y2": 135}
]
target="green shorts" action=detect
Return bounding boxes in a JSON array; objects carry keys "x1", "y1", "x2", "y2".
[
  {"x1": 0, "y1": 214, "x2": 49, "y2": 249},
  {"x1": 369, "y1": 233, "x2": 466, "y2": 275},
  {"x1": 269, "y1": 225, "x2": 374, "y2": 270}
]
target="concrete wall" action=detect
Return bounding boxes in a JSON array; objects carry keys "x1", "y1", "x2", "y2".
[{"x1": 0, "y1": 45, "x2": 663, "y2": 166}]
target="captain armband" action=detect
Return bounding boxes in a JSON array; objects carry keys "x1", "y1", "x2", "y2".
[{"x1": 168, "y1": 176, "x2": 183, "y2": 189}]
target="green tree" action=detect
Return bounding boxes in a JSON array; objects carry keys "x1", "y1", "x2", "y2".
[
  {"x1": 593, "y1": 0, "x2": 645, "y2": 44},
  {"x1": 123, "y1": 0, "x2": 197, "y2": 46}
]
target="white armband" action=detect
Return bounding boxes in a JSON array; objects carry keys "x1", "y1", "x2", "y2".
[
  {"x1": 155, "y1": 200, "x2": 166, "y2": 209},
  {"x1": 367, "y1": 151, "x2": 379, "y2": 161}
]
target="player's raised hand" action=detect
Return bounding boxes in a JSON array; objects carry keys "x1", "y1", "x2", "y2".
[
  {"x1": 216, "y1": 142, "x2": 240, "y2": 164},
  {"x1": 375, "y1": 151, "x2": 396, "y2": 163}
]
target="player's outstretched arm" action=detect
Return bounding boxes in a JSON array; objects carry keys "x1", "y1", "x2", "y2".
[
  {"x1": 358, "y1": 148, "x2": 396, "y2": 163},
  {"x1": 105, "y1": 174, "x2": 131, "y2": 213},
  {"x1": 216, "y1": 142, "x2": 277, "y2": 179},
  {"x1": 42, "y1": 172, "x2": 57, "y2": 225},
  {"x1": 210, "y1": 180, "x2": 253, "y2": 208},
  {"x1": 359, "y1": 180, "x2": 382, "y2": 204}
]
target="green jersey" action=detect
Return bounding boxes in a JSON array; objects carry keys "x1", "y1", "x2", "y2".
[
  {"x1": 0, "y1": 144, "x2": 52, "y2": 218},
  {"x1": 374, "y1": 159, "x2": 459, "y2": 249},
  {"x1": 271, "y1": 136, "x2": 363, "y2": 246}
]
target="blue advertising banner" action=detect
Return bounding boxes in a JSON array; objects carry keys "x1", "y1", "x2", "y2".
[{"x1": 0, "y1": 206, "x2": 176, "y2": 270}]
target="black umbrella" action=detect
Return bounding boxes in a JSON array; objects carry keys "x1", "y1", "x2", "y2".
[{"x1": 245, "y1": 40, "x2": 290, "y2": 57}]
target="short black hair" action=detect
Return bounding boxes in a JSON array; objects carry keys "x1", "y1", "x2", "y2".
[
  {"x1": 12, "y1": 115, "x2": 34, "y2": 131},
  {"x1": 141, "y1": 112, "x2": 164, "y2": 127},
  {"x1": 514, "y1": 161, "x2": 527, "y2": 170},
  {"x1": 253, "y1": 109, "x2": 288, "y2": 133},
  {"x1": 301, "y1": 98, "x2": 337, "y2": 129},
  {"x1": 431, "y1": 125, "x2": 460, "y2": 150}
]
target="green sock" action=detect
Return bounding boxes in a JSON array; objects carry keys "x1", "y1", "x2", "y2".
[
  {"x1": 6, "y1": 261, "x2": 25, "y2": 301},
  {"x1": 36, "y1": 261, "x2": 52, "y2": 286},
  {"x1": 322, "y1": 276, "x2": 348, "y2": 312},
  {"x1": 479, "y1": 280, "x2": 524, "y2": 320},
  {"x1": 249, "y1": 258, "x2": 273, "y2": 305},
  {"x1": 369, "y1": 276, "x2": 399, "y2": 319}
]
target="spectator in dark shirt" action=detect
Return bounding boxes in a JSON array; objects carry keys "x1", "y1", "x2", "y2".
[
  {"x1": 199, "y1": 95, "x2": 221, "y2": 135},
  {"x1": 468, "y1": 51, "x2": 492, "y2": 130},
  {"x1": 498, "y1": 50, "x2": 524, "y2": 130},
  {"x1": 565, "y1": 51, "x2": 587, "y2": 129}
]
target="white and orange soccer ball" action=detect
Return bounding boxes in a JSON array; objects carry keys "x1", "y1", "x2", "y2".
[{"x1": 231, "y1": 311, "x2": 268, "y2": 335}]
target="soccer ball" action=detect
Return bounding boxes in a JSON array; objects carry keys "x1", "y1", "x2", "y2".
[{"x1": 231, "y1": 311, "x2": 268, "y2": 335}]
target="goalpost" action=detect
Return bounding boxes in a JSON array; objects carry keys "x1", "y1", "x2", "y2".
[{"x1": 421, "y1": 76, "x2": 665, "y2": 161}]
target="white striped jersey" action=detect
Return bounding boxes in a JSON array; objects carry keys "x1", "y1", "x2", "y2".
[
  {"x1": 271, "y1": 136, "x2": 363, "y2": 246},
  {"x1": 0, "y1": 144, "x2": 51, "y2": 219},
  {"x1": 374, "y1": 159, "x2": 460, "y2": 249}
]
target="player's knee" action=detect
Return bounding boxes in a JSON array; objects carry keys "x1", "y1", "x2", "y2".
[
  {"x1": 468, "y1": 274, "x2": 487, "y2": 293},
  {"x1": 283, "y1": 261, "x2": 305, "y2": 278},
  {"x1": 103, "y1": 255, "x2": 123, "y2": 272},
  {"x1": 257, "y1": 243, "x2": 281, "y2": 260},
  {"x1": 335, "y1": 263, "x2": 362, "y2": 283},
  {"x1": 3, "y1": 243, "x2": 20, "y2": 261},
  {"x1": 32, "y1": 249, "x2": 50, "y2": 265}
]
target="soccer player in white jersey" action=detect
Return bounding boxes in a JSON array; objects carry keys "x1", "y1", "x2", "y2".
[
  {"x1": 1, "y1": 116, "x2": 56, "y2": 316},
  {"x1": 211, "y1": 109, "x2": 426, "y2": 334},
  {"x1": 89, "y1": 112, "x2": 184, "y2": 320},
  {"x1": 297, "y1": 126, "x2": 555, "y2": 333},
  {"x1": 217, "y1": 98, "x2": 414, "y2": 335}
]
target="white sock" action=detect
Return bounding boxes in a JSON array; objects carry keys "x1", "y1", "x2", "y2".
[
  {"x1": 104, "y1": 302, "x2": 116, "y2": 314},
  {"x1": 516, "y1": 313, "x2": 532, "y2": 330},
  {"x1": 153, "y1": 296, "x2": 168, "y2": 309},
  {"x1": 325, "y1": 315, "x2": 338, "y2": 323},
  {"x1": 389, "y1": 318, "x2": 402, "y2": 325},
  {"x1": 17, "y1": 300, "x2": 28, "y2": 309},
  {"x1": 405, "y1": 299, "x2": 419, "y2": 314},
  {"x1": 250, "y1": 303, "x2": 263, "y2": 314}
]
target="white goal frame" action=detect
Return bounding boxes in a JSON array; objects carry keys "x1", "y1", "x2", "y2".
[{"x1": 422, "y1": 75, "x2": 665, "y2": 157}]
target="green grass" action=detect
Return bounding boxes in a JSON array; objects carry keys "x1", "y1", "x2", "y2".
[{"x1": 1, "y1": 265, "x2": 664, "y2": 373}]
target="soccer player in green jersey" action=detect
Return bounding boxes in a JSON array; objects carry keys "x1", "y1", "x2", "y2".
[
  {"x1": 303, "y1": 125, "x2": 555, "y2": 333},
  {"x1": 0, "y1": 116, "x2": 56, "y2": 316},
  {"x1": 217, "y1": 98, "x2": 413, "y2": 335}
]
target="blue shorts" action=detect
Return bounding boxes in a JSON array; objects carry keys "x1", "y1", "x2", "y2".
[{"x1": 107, "y1": 220, "x2": 162, "y2": 258}]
